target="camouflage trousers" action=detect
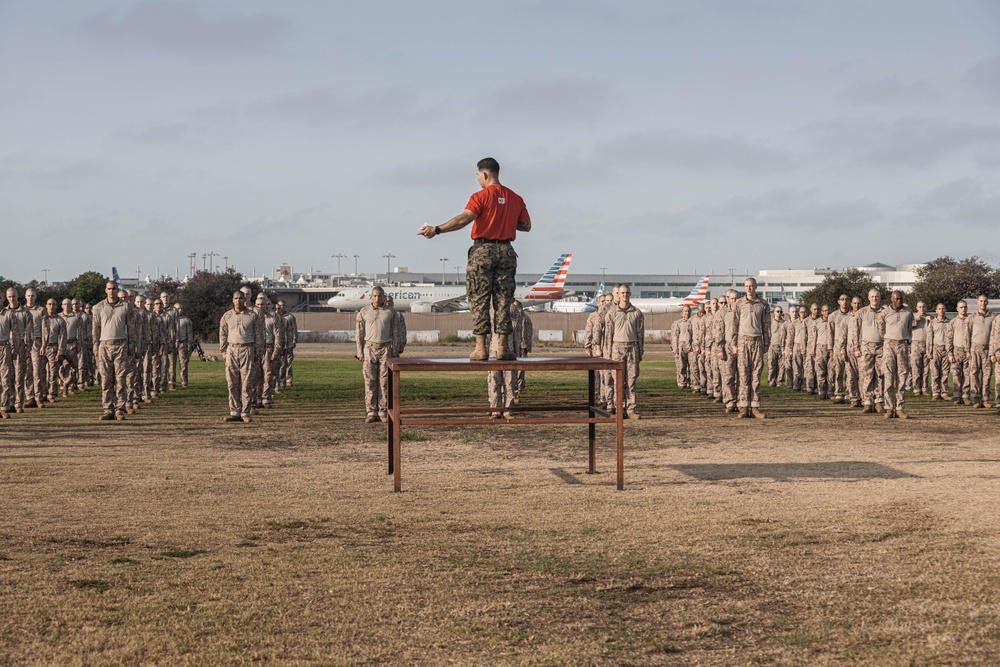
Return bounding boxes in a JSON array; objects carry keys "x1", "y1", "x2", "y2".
[
  {"x1": 164, "y1": 348, "x2": 177, "y2": 389},
  {"x1": 224, "y1": 345, "x2": 255, "y2": 417},
  {"x1": 140, "y1": 350, "x2": 152, "y2": 399},
  {"x1": 98, "y1": 342, "x2": 129, "y2": 413},
  {"x1": 0, "y1": 343, "x2": 12, "y2": 412},
  {"x1": 929, "y1": 346, "x2": 950, "y2": 398},
  {"x1": 736, "y1": 336, "x2": 764, "y2": 408},
  {"x1": 12, "y1": 348, "x2": 27, "y2": 409},
  {"x1": 710, "y1": 348, "x2": 722, "y2": 398},
  {"x1": 43, "y1": 345, "x2": 61, "y2": 399},
  {"x1": 791, "y1": 347, "x2": 806, "y2": 391},
  {"x1": 151, "y1": 353, "x2": 163, "y2": 396},
  {"x1": 951, "y1": 347, "x2": 969, "y2": 400},
  {"x1": 467, "y1": 242, "x2": 517, "y2": 336},
  {"x1": 767, "y1": 345, "x2": 782, "y2": 387},
  {"x1": 262, "y1": 346, "x2": 280, "y2": 406},
  {"x1": 860, "y1": 342, "x2": 885, "y2": 406},
  {"x1": 27, "y1": 338, "x2": 46, "y2": 404},
  {"x1": 804, "y1": 352, "x2": 817, "y2": 393},
  {"x1": 487, "y1": 370, "x2": 516, "y2": 410},
  {"x1": 60, "y1": 344, "x2": 80, "y2": 393},
  {"x1": 882, "y1": 340, "x2": 909, "y2": 410},
  {"x1": 845, "y1": 352, "x2": 860, "y2": 402},
  {"x1": 829, "y1": 352, "x2": 846, "y2": 399},
  {"x1": 720, "y1": 348, "x2": 737, "y2": 408},
  {"x1": 611, "y1": 342, "x2": 640, "y2": 412},
  {"x1": 968, "y1": 345, "x2": 992, "y2": 404},
  {"x1": 281, "y1": 348, "x2": 294, "y2": 387},
  {"x1": 675, "y1": 343, "x2": 691, "y2": 388},
  {"x1": 363, "y1": 343, "x2": 389, "y2": 416},
  {"x1": 909, "y1": 341, "x2": 928, "y2": 394},
  {"x1": 814, "y1": 349, "x2": 830, "y2": 397},
  {"x1": 177, "y1": 343, "x2": 192, "y2": 387},
  {"x1": 687, "y1": 349, "x2": 701, "y2": 392}
]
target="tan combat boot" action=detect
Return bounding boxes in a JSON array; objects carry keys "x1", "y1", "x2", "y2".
[
  {"x1": 469, "y1": 335, "x2": 489, "y2": 361},
  {"x1": 751, "y1": 407, "x2": 766, "y2": 419},
  {"x1": 496, "y1": 334, "x2": 517, "y2": 361}
]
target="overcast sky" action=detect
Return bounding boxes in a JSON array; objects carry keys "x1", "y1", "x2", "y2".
[{"x1": 2, "y1": 0, "x2": 999, "y2": 284}]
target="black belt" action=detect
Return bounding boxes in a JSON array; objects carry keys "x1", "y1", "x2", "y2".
[{"x1": 473, "y1": 238, "x2": 512, "y2": 245}]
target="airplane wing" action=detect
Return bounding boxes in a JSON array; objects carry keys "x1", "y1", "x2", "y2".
[{"x1": 410, "y1": 295, "x2": 469, "y2": 313}]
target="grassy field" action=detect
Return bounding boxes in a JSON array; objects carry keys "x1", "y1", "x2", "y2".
[{"x1": 2, "y1": 345, "x2": 1000, "y2": 665}]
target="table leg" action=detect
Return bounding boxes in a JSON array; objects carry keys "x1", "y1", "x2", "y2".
[
  {"x1": 616, "y1": 365, "x2": 624, "y2": 491},
  {"x1": 392, "y1": 369, "x2": 402, "y2": 492},
  {"x1": 387, "y1": 368, "x2": 395, "y2": 475},
  {"x1": 588, "y1": 368, "x2": 596, "y2": 473}
]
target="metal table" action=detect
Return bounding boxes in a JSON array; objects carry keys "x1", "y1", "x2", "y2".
[{"x1": 385, "y1": 356, "x2": 625, "y2": 492}]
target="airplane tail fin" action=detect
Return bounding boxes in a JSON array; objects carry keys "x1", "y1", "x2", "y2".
[
  {"x1": 523, "y1": 253, "x2": 571, "y2": 302},
  {"x1": 681, "y1": 275, "x2": 710, "y2": 305},
  {"x1": 587, "y1": 281, "x2": 606, "y2": 306},
  {"x1": 111, "y1": 267, "x2": 123, "y2": 290}
]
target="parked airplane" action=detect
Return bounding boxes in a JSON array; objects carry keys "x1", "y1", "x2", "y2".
[
  {"x1": 629, "y1": 275, "x2": 711, "y2": 314},
  {"x1": 550, "y1": 281, "x2": 606, "y2": 313},
  {"x1": 326, "y1": 253, "x2": 573, "y2": 312}
]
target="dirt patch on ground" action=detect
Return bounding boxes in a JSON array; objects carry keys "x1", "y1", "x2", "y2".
[{"x1": 2, "y1": 344, "x2": 1000, "y2": 665}]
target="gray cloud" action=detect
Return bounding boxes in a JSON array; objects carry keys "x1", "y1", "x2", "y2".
[
  {"x1": 903, "y1": 179, "x2": 1000, "y2": 228},
  {"x1": 802, "y1": 117, "x2": 1000, "y2": 168},
  {"x1": 518, "y1": 0, "x2": 622, "y2": 24},
  {"x1": 75, "y1": 1, "x2": 292, "y2": 58},
  {"x1": 623, "y1": 188, "x2": 882, "y2": 235},
  {"x1": 475, "y1": 78, "x2": 615, "y2": 125},
  {"x1": 0, "y1": 155, "x2": 108, "y2": 191},
  {"x1": 370, "y1": 160, "x2": 466, "y2": 190},
  {"x1": 594, "y1": 130, "x2": 796, "y2": 173},
  {"x1": 701, "y1": 0, "x2": 802, "y2": 19},
  {"x1": 253, "y1": 86, "x2": 437, "y2": 127},
  {"x1": 967, "y1": 56, "x2": 1000, "y2": 97},
  {"x1": 840, "y1": 76, "x2": 937, "y2": 104}
]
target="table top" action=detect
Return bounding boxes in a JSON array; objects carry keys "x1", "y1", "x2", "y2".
[{"x1": 386, "y1": 356, "x2": 623, "y2": 372}]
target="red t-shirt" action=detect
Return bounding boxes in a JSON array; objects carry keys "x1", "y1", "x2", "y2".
[{"x1": 465, "y1": 184, "x2": 529, "y2": 241}]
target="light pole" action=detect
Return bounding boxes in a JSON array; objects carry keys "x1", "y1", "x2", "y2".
[
  {"x1": 202, "y1": 254, "x2": 207, "y2": 271},
  {"x1": 331, "y1": 253, "x2": 347, "y2": 275},
  {"x1": 600, "y1": 266, "x2": 607, "y2": 283},
  {"x1": 188, "y1": 253, "x2": 197, "y2": 277},
  {"x1": 439, "y1": 257, "x2": 449, "y2": 285},
  {"x1": 353, "y1": 255, "x2": 360, "y2": 275},
  {"x1": 208, "y1": 252, "x2": 219, "y2": 273},
  {"x1": 382, "y1": 253, "x2": 395, "y2": 286},
  {"x1": 454, "y1": 265, "x2": 462, "y2": 284},
  {"x1": 41, "y1": 269, "x2": 50, "y2": 285},
  {"x1": 223, "y1": 256, "x2": 229, "y2": 271}
]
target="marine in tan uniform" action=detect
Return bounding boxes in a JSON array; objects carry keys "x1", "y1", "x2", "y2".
[
  {"x1": 690, "y1": 301, "x2": 707, "y2": 394},
  {"x1": 791, "y1": 306, "x2": 809, "y2": 392},
  {"x1": 356, "y1": 286, "x2": 394, "y2": 423},
  {"x1": 175, "y1": 304, "x2": 194, "y2": 388},
  {"x1": 125, "y1": 292, "x2": 147, "y2": 413},
  {"x1": 387, "y1": 296, "x2": 408, "y2": 358},
  {"x1": 782, "y1": 305, "x2": 797, "y2": 388},
  {"x1": 810, "y1": 304, "x2": 834, "y2": 400},
  {"x1": 6, "y1": 288, "x2": 32, "y2": 412},
  {"x1": 584, "y1": 294, "x2": 609, "y2": 403},
  {"x1": 908, "y1": 301, "x2": 930, "y2": 396},
  {"x1": 707, "y1": 298, "x2": 723, "y2": 400},
  {"x1": 41, "y1": 298, "x2": 66, "y2": 403},
  {"x1": 59, "y1": 298, "x2": 83, "y2": 396},
  {"x1": 159, "y1": 291, "x2": 178, "y2": 391},
  {"x1": 22, "y1": 288, "x2": 47, "y2": 407},
  {"x1": 967, "y1": 295, "x2": 993, "y2": 409},
  {"x1": 877, "y1": 290, "x2": 913, "y2": 418},
  {"x1": 716, "y1": 290, "x2": 739, "y2": 412},
  {"x1": 0, "y1": 301, "x2": 21, "y2": 418},
  {"x1": 731, "y1": 277, "x2": 770, "y2": 418},
  {"x1": 989, "y1": 311, "x2": 1000, "y2": 410},
  {"x1": 948, "y1": 300, "x2": 971, "y2": 403},
  {"x1": 593, "y1": 284, "x2": 623, "y2": 410},
  {"x1": 828, "y1": 295, "x2": 851, "y2": 403},
  {"x1": 76, "y1": 300, "x2": 94, "y2": 388},
  {"x1": 604, "y1": 284, "x2": 644, "y2": 418},
  {"x1": 926, "y1": 303, "x2": 951, "y2": 400},
  {"x1": 92, "y1": 282, "x2": 133, "y2": 420},
  {"x1": 804, "y1": 303, "x2": 821, "y2": 394},
  {"x1": 261, "y1": 298, "x2": 286, "y2": 408},
  {"x1": 671, "y1": 306, "x2": 694, "y2": 389},
  {"x1": 767, "y1": 307, "x2": 786, "y2": 388},
  {"x1": 278, "y1": 300, "x2": 297, "y2": 388},
  {"x1": 857, "y1": 288, "x2": 886, "y2": 413},
  {"x1": 220, "y1": 290, "x2": 263, "y2": 423},
  {"x1": 845, "y1": 297, "x2": 863, "y2": 407},
  {"x1": 148, "y1": 300, "x2": 167, "y2": 399}
]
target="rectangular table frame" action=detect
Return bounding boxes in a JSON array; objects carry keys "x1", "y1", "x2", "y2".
[{"x1": 385, "y1": 356, "x2": 624, "y2": 492}]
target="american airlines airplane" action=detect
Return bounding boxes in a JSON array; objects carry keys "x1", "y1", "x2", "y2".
[
  {"x1": 629, "y1": 275, "x2": 711, "y2": 313},
  {"x1": 550, "y1": 281, "x2": 606, "y2": 313},
  {"x1": 326, "y1": 253, "x2": 572, "y2": 312}
]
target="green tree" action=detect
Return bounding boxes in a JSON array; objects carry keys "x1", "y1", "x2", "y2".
[
  {"x1": 67, "y1": 271, "x2": 110, "y2": 305},
  {"x1": 144, "y1": 276, "x2": 183, "y2": 304},
  {"x1": 910, "y1": 256, "x2": 999, "y2": 310},
  {"x1": 799, "y1": 268, "x2": 890, "y2": 309},
  {"x1": 178, "y1": 269, "x2": 258, "y2": 342}
]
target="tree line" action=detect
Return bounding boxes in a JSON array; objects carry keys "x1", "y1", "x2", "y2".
[{"x1": 800, "y1": 257, "x2": 1000, "y2": 311}]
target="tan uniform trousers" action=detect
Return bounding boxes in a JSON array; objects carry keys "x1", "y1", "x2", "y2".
[
  {"x1": 711, "y1": 346, "x2": 723, "y2": 398},
  {"x1": 60, "y1": 343, "x2": 80, "y2": 393},
  {"x1": 804, "y1": 352, "x2": 817, "y2": 393},
  {"x1": 98, "y1": 341, "x2": 129, "y2": 413},
  {"x1": 687, "y1": 348, "x2": 701, "y2": 392},
  {"x1": 43, "y1": 344, "x2": 61, "y2": 399},
  {"x1": 611, "y1": 342, "x2": 640, "y2": 412},
  {"x1": 487, "y1": 370, "x2": 516, "y2": 410},
  {"x1": 177, "y1": 342, "x2": 192, "y2": 387},
  {"x1": 675, "y1": 343, "x2": 691, "y2": 388},
  {"x1": 860, "y1": 342, "x2": 885, "y2": 406},
  {"x1": 150, "y1": 352, "x2": 163, "y2": 396},
  {"x1": 882, "y1": 340, "x2": 909, "y2": 410},
  {"x1": 929, "y1": 346, "x2": 950, "y2": 399},
  {"x1": 363, "y1": 343, "x2": 389, "y2": 416},
  {"x1": 767, "y1": 345, "x2": 782, "y2": 387},
  {"x1": 782, "y1": 350, "x2": 794, "y2": 388},
  {"x1": 720, "y1": 347, "x2": 737, "y2": 408},
  {"x1": 951, "y1": 348, "x2": 969, "y2": 400},
  {"x1": 282, "y1": 348, "x2": 294, "y2": 387},
  {"x1": 814, "y1": 349, "x2": 830, "y2": 397},
  {"x1": 262, "y1": 345, "x2": 280, "y2": 405},
  {"x1": 28, "y1": 338, "x2": 46, "y2": 403},
  {"x1": 968, "y1": 345, "x2": 992, "y2": 404},
  {"x1": 12, "y1": 345, "x2": 28, "y2": 409},
  {"x1": 0, "y1": 343, "x2": 13, "y2": 412},
  {"x1": 846, "y1": 353, "x2": 860, "y2": 402},
  {"x1": 829, "y1": 352, "x2": 846, "y2": 399},
  {"x1": 224, "y1": 344, "x2": 254, "y2": 417},
  {"x1": 737, "y1": 336, "x2": 764, "y2": 408},
  {"x1": 164, "y1": 347, "x2": 177, "y2": 389},
  {"x1": 792, "y1": 346, "x2": 807, "y2": 391},
  {"x1": 909, "y1": 341, "x2": 928, "y2": 394}
]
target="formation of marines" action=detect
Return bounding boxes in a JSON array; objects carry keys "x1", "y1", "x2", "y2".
[
  {"x1": 672, "y1": 287, "x2": 1000, "y2": 419},
  {"x1": 219, "y1": 287, "x2": 299, "y2": 423}
]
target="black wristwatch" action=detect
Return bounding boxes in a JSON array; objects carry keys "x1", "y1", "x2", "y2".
[{"x1": 434, "y1": 226, "x2": 441, "y2": 236}]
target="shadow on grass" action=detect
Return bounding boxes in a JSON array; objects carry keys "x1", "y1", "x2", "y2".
[{"x1": 671, "y1": 461, "x2": 918, "y2": 482}]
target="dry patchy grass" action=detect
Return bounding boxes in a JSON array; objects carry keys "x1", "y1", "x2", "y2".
[{"x1": 2, "y1": 344, "x2": 1000, "y2": 665}]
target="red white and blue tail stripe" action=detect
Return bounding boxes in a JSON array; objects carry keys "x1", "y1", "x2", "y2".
[
  {"x1": 680, "y1": 275, "x2": 710, "y2": 306},
  {"x1": 523, "y1": 253, "x2": 571, "y2": 302}
]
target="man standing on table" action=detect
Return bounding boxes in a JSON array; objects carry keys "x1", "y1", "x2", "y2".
[{"x1": 419, "y1": 157, "x2": 531, "y2": 361}]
